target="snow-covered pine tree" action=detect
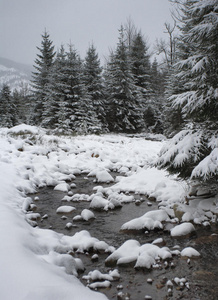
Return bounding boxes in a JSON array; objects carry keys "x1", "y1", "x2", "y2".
[
  {"x1": 31, "y1": 30, "x2": 56, "y2": 125},
  {"x1": 130, "y1": 32, "x2": 151, "y2": 94},
  {"x1": 130, "y1": 32, "x2": 163, "y2": 132},
  {"x1": 65, "y1": 45, "x2": 101, "y2": 134},
  {"x1": 104, "y1": 26, "x2": 145, "y2": 133},
  {"x1": 0, "y1": 84, "x2": 17, "y2": 127},
  {"x1": 83, "y1": 43, "x2": 108, "y2": 132},
  {"x1": 169, "y1": 0, "x2": 218, "y2": 122},
  {"x1": 158, "y1": 0, "x2": 218, "y2": 180},
  {"x1": 12, "y1": 83, "x2": 32, "y2": 125},
  {"x1": 42, "y1": 45, "x2": 71, "y2": 132}
]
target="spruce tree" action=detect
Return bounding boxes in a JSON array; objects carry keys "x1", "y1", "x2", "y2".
[
  {"x1": 130, "y1": 32, "x2": 151, "y2": 93},
  {"x1": 31, "y1": 30, "x2": 56, "y2": 125},
  {"x1": 104, "y1": 26, "x2": 145, "y2": 133},
  {"x1": 42, "y1": 45, "x2": 71, "y2": 131},
  {"x1": 0, "y1": 84, "x2": 17, "y2": 127},
  {"x1": 158, "y1": 0, "x2": 218, "y2": 179},
  {"x1": 83, "y1": 44, "x2": 108, "y2": 131},
  {"x1": 65, "y1": 45, "x2": 101, "y2": 134},
  {"x1": 12, "y1": 83, "x2": 32, "y2": 124},
  {"x1": 169, "y1": 0, "x2": 218, "y2": 123}
]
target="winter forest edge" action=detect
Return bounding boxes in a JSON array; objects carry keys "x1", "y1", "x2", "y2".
[
  {"x1": 0, "y1": 1, "x2": 218, "y2": 299},
  {"x1": 1, "y1": 0, "x2": 218, "y2": 183}
]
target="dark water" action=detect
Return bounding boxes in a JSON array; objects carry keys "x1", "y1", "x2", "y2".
[{"x1": 30, "y1": 174, "x2": 218, "y2": 300}]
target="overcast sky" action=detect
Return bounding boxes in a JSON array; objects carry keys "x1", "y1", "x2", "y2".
[{"x1": 0, "y1": 0, "x2": 174, "y2": 66}]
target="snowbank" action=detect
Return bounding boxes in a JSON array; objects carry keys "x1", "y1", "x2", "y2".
[
  {"x1": 0, "y1": 161, "x2": 107, "y2": 300},
  {"x1": 0, "y1": 125, "x2": 216, "y2": 299},
  {"x1": 108, "y1": 167, "x2": 187, "y2": 205}
]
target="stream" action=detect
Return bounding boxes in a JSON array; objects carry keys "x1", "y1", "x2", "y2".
[{"x1": 30, "y1": 173, "x2": 218, "y2": 300}]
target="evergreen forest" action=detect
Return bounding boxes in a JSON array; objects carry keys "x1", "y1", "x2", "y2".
[{"x1": 0, "y1": 0, "x2": 217, "y2": 181}]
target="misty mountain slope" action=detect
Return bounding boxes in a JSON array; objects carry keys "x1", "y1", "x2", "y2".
[{"x1": 0, "y1": 57, "x2": 33, "y2": 91}]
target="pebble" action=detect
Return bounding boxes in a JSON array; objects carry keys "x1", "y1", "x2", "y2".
[
  {"x1": 116, "y1": 284, "x2": 123, "y2": 290},
  {"x1": 168, "y1": 288, "x2": 173, "y2": 296},
  {"x1": 65, "y1": 222, "x2": 73, "y2": 229},
  {"x1": 147, "y1": 278, "x2": 153, "y2": 284},
  {"x1": 135, "y1": 200, "x2": 141, "y2": 206},
  {"x1": 91, "y1": 254, "x2": 99, "y2": 262}
]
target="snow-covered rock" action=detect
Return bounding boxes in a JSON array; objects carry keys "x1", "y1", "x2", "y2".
[
  {"x1": 105, "y1": 240, "x2": 173, "y2": 269},
  {"x1": 121, "y1": 210, "x2": 169, "y2": 231},
  {"x1": 181, "y1": 247, "x2": 200, "y2": 257},
  {"x1": 56, "y1": 206, "x2": 76, "y2": 214},
  {"x1": 54, "y1": 182, "x2": 70, "y2": 192},
  {"x1": 81, "y1": 209, "x2": 95, "y2": 221},
  {"x1": 170, "y1": 222, "x2": 195, "y2": 237},
  {"x1": 96, "y1": 170, "x2": 114, "y2": 183}
]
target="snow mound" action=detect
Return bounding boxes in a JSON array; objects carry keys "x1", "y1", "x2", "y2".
[
  {"x1": 81, "y1": 209, "x2": 95, "y2": 221},
  {"x1": 105, "y1": 239, "x2": 173, "y2": 269},
  {"x1": 54, "y1": 182, "x2": 70, "y2": 192},
  {"x1": 40, "y1": 251, "x2": 84, "y2": 276},
  {"x1": 8, "y1": 124, "x2": 42, "y2": 135},
  {"x1": 96, "y1": 170, "x2": 114, "y2": 183},
  {"x1": 181, "y1": 247, "x2": 200, "y2": 257},
  {"x1": 89, "y1": 280, "x2": 111, "y2": 290},
  {"x1": 84, "y1": 270, "x2": 112, "y2": 281},
  {"x1": 61, "y1": 230, "x2": 114, "y2": 253},
  {"x1": 89, "y1": 193, "x2": 122, "y2": 211},
  {"x1": 110, "y1": 167, "x2": 187, "y2": 205},
  {"x1": 56, "y1": 206, "x2": 76, "y2": 214},
  {"x1": 170, "y1": 222, "x2": 195, "y2": 237},
  {"x1": 121, "y1": 210, "x2": 169, "y2": 231}
]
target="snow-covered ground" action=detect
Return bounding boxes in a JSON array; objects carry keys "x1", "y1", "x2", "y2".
[{"x1": 0, "y1": 124, "x2": 217, "y2": 299}]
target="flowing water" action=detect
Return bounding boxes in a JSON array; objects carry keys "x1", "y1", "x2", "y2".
[{"x1": 30, "y1": 174, "x2": 218, "y2": 300}]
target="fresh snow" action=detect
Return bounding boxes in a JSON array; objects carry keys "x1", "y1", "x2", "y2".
[
  {"x1": 181, "y1": 247, "x2": 200, "y2": 257},
  {"x1": 170, "y1": 222, "x2": 195, "y2": 237},
  {"x1": 121, "y1": 209, "x2": 169, "y2": 231},
  {"x1": 56, "y1": 205, "x2": 76, "y2": 214},
  {"x1": 105, "y1": 239, "x2": 173, "y2": 269},
  {"x1": 0, "y1": 124, "x2": 217, "y2": 299},
  {"x1": 54, "y1": 182, "x2": 70, "y2": 192},
  {"x1": 81, "y1": 209, "x2": 95, "y2": 221},
  {"x1": 0, "y1": 162, "x2": 107, "y2": 300}
]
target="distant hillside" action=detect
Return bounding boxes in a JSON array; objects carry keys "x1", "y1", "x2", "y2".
[{"x1": 0, "y1": 57, "x2": 33, "y2": 91}]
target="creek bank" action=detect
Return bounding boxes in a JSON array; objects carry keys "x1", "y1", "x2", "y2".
[{"x1": 28, "y1": 173, "x2": 218, "y2": 300}]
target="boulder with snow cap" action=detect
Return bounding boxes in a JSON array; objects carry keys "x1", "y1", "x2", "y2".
[
  {"x1": 121, "y1": 209, "x2": 169, "y2": 231},
  {"x1": 96, "y1": 170, "x2": 114, "y2": 183},
  {"x1": 54, "y1": 182, "x2": 70, "y2": 192},
  {"x1": 181, "y1": 247, "x2": 200, "y2": 258},
  {"x1": 56, "y1": 206, "x2": 76, "y2": 214},
  {"x1": 81, "y1": 209, "x2": 95, "y2": 221},
  {"x1": 171, "y1": 222, "x2": 195, "y2": 237}
]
